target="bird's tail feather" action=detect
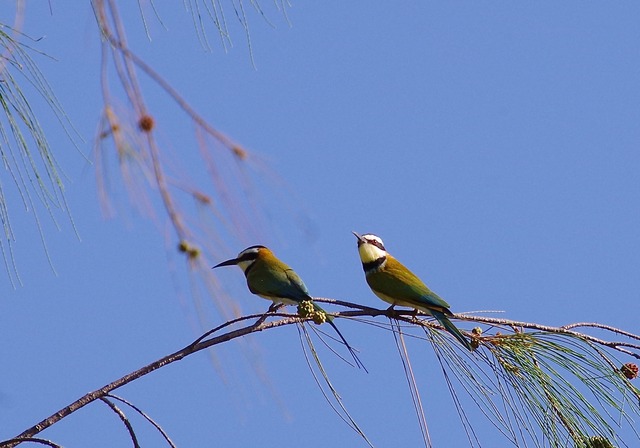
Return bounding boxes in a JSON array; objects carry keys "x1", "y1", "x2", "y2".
[
  {"x1": 327, "y1": 320, "x2": 368, "y2": 372},
  {"x1": 311, "y1": 302, "x2": 367, "y2": 371},
  {"x1": 432, "y1": 310, "x2": 472, "y2": 351}
]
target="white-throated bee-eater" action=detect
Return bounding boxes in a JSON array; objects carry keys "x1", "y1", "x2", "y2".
[
  {"x1": 352, "y1": 232, "x2": 472, "y2": 351},
  {"x1": 213, "y1": 245, "x2": 366, "y2": 369}
]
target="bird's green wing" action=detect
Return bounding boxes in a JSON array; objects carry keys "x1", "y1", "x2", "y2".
[
  {"x1": 367, "y1": 260, "x2": 451, "y2": 311},
  {"x1": 283, "y1": 268, "x2": 313, "y2": 301},
  {"x1": 246, "y1": 259, "x2": 311, "y2": 303}
]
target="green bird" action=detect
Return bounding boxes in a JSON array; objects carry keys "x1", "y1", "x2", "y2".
[
  {"x1": 213, "y1": 245, "x2": 366, "y2": 369},
  {"x1": 353, "y1": 232, "x2": 472, "y2": 351}
]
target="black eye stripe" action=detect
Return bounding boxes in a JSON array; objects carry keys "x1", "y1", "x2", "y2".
[
  {"x1": 366, "y1": 239, "x2": 385, "y2": 251},
  {"x1": 238, "y1": 252, "x2": 258, "y2": 262}
]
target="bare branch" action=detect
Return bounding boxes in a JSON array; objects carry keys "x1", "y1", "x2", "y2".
[
  {"x1": 314, "y1": 298, "x2": 640, "y2": 359},
  {"x1": 3, "y1": 300, "x2": 639, "y2": 447},
  {"x1": 4, "y1": 313, "x2": 300, "y2": 446},
  {"x1": 104, "y1": 395, "x2": 177, "y2": 448},
  {"x1": 99, "y1": 397, "x2": 141, "y2": 448},
  {"x1": 0, "y1": 439, "x2": 62, "y2": 448}
]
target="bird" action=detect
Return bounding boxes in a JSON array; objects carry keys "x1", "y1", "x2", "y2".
[
  {"x1": 352, "y1": 232, "x2": 472, "y2": 351},
  {"x1": 213, "y1": 245, "x2": 366, "y2": 369}
]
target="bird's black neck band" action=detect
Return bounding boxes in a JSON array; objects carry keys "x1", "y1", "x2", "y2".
[
  {"x1": 363, "y1": 256, "x2": 386, "y2": 273},
  {"x1": 243, "y1": 260, "x2": 257, "y2": 276}
]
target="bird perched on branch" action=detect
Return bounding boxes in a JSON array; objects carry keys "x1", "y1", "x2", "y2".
[
  {"x1": 213, "y1": 245, "x2": 366, "y2": 369},
  {"x1": 352, "y1": 232, "x2": 472, "y2": 351}
]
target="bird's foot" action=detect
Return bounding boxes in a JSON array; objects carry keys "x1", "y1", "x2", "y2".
[
  {"x1": 386, "y1": 304, "x2": 398, "y2": 318},
  {"x1": 267, "y1": 303, "x2": 283, "y2": 313}
]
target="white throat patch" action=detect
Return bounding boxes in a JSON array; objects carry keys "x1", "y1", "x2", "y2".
[
  {"x1": 236, "y1": 259, "x2": 255, "y2": 273},
  {"x1": 358, "y1": 240, "x2": 387, "y2": 263}
]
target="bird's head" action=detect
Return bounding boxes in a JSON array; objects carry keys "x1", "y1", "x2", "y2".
[
  {"x1": 212, "y1": 245, "x2": 269, "y2": 273},
  {"x1": 352, "y1": 232, "x2": 387, "y2": 263}
]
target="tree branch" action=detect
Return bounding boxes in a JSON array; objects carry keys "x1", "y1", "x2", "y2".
[
  {"x1": 314, "y1": 297, "x2": 640, "y2": 359},
  {"x1": 2, "y1": 313, "x2": 300, "y2": 447},
  {"x1": 3, "y1": 300, "x2": 639, "y2": 446}
]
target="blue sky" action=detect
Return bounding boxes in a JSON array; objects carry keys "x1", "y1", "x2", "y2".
[{"x1": 1, "y1": 2, "x2": 639, "y2": 447}]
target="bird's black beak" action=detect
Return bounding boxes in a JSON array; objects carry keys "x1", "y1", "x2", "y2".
[
  {"x1": 352, "y1": 231, "x2": 365, "y2": 245},
  {"x1": 212, "y1": 258, "x2": 240, "y2": 269}
]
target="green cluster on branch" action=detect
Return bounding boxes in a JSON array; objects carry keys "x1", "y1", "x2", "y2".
[
  {"x1": 297, "y1": 300, "x2": 327, "y2": 325},
  {"x1": 577, "y1": 435, "x2": 615, "y2": 448},
  {"x1": 470, "y1": 326, "x2": 483, "y2": 349}
]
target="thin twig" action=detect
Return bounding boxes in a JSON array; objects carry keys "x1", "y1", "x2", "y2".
[
  {"x1": 391, "y1": 319, "x2": 431, "y2": 447},
  {"x1": 560, "y1": 322, "x2": 640, "y2": 341},
  {"x1": 99, "y1": 397, "x2": 141, "y2": 448},
  {"x1": 105, "y1": 394, "x2": 177, "y2": 448},
  {"x1": 0, "y1": 439, "x2": 62, "y2": 448},
  {"x1": 101, "y1": 32, "x2": 245, "y2": 156}
]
